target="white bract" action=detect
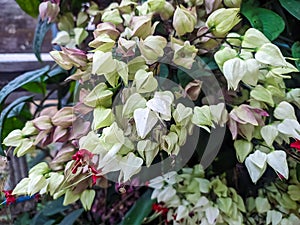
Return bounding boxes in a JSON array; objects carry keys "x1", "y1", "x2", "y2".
[
  {"x1": 223, "y1": 57, "x2": 246, "y2": 90},
  {"x1": 245, "y1": 150, "x2": 267, "y2": 183}
]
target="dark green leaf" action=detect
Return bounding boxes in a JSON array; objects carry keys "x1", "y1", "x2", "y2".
[
  {"x1": 58, "y1": 209, "x2": 84, "y2": 225},
  {"x1": 31, "y1": 211, "x2": 50, "y2": 225},
  {"x1": 200, "y1": 56, "x2": 219, "y2": 70},
  {"x1": 44, "y1": 220, "x2": 56, "y2": 225},
  {"x1": 119, "y1": 190, "x2": 155, "y2": 225},
  {"x1": 0, "y1": 96, "x2": 33, "y2": 156},
  {"x1": 292, "y1": 41, "x2": 300, "y2": 70},
  {"x1": 177, "y1": 70, "x2": 194, "y2": 88},
  {"x1": 28, "y1": 150, "x2": 48, "y2": 168},
  {"x1": 33, "y1": 18, "x2": 53, "y2": 61},
  {"x1": 0, "y1": 66, "x2": 49, "y2": 105},
  {"x1": 42, "y1": 197, "x2": 70, "y2": 216},
  {"x1": 14, "y1": 212, "x2": 31, "y2": 225},
  {"x1": 46, "y1": 66, "x2": 69, "y2": 83},
  {"x1": 22, "y1": 81, "x2": 47, "y2": 95},
  {"x1": 158, "y1": 64, "x2": 169, "y2": 78},
  {"x1": 279, "y1": 0, "x2": 300, "y2": 20},
  {"x1": 48, "y1": 66, "x2": 68, "y2": 78},
  {"x1": 16, "y1": 0, "x2": 40, "y2": 18},
  {"x1": 241, "y1": 5, "x2": 285, "y2": 41},
  {"x1": 7, "y1": 102, "x2": 25, "y2": 118}
]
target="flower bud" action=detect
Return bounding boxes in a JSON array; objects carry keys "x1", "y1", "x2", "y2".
[
  {"x1": 62, "y1": 47, "x2": 87, "y2": 68},
  {"x1": 84, "y1": 83, "x2": 113, "y2": 108},
  {"x1": 92, "y1": 107, "x2": 115, "y2": 130},
  {"x1": 171, "y1": 38, "x2": 198, "y2": 69},
  {"x1": 214, "y1": 47, "x2": 237, "y2": 70},
  {"x1": 22, "y1": 121, "x2": 38, "y2": 136},
  {"x1": 255, "y1": 43, "x2": 287, "y2": 67},
  {"x1": 184, "y1": 80, "x2": 202, "y2": 101},
  {"x1": 286, "y1": 88, "x2": 300, "y2": 108},
  {"x1": 52, "y1": 107, "x2": 76, "y2": 128},
  {"x1": 148, "y1": 0, "x2": 165, "y2": 12},
  {"x1": 102, "y1": 9, "x2": 123, "y2": 25},
  {"x1": 39, "y1": 1, "x2": 60, "y2": 23},
  {"x1": 74, "y1": 28, "x2": 88, "y2": 46},
  {"x1": 226, "y1": 32, "x2": 242, "y2": 46},
  {"x1": 52, "y1": 31, "x2": 71, "y2": 46},
  {"x1": 162, "y1": 132, "x2": 179, "y2": 155},
  {"x1": 33, "y1": 116, "x2": 53, "y2": 131},
  {"x1": 131, "y1": 15, "x2": 152, "y2": 39},
  {"x1": 173, "y1": 6, "x2": 197, "y2": 36},
  {"x1": 88, "y1": 34, "x2": 115, "y2": 52},
  {"x1": 50, "y1": 48, "x2": 87, "y2": 70},
  {"x1": 77, "y1": 11, "x2": 89, "y2": 27},
  {"x1": 137, "y1": 140, "x2": 159, "y2": 167},
  {"x1": 223, "y1": 0, "x2": 242, "y2": 8},
  {"x1": 51, "y1": 145, "x2": 75, "y2": 165},
  {"x1": 92, "y1": 51, "x2": 116, "y2": 75},
  {"x1": 274, "y1": 101, "x2": 297, "y2": 120},
  {"x1": 119, "y1": 0, "x2": 137, "y2": 13},
  {"x1": 116, "y1": 37, "x2": 136, "y2": 57},
  {"x1": 94, "y1": 22, "x2": 120, "y2": 40},
  {"x1": 184, "y1": 0, "x2": 204, "y2": 7},
  {"x1": 223, "y1": 57, "x2": 246, "y2": 90},
  {"x1": 58, "y1": 12, "x2": 74, "y2": 32},
  {"x1": 241, "y1": 28, "x2": 270, "y2": 49},
  {"x1": 15, "y1": 139, "x2": 35, "y2": 157},
  {"x1": 138, "y1": 35, "x2": 167, "y2": 64},
  {"x1": 3, "y1": 130, "x2": 23, "y2": 147},
  {"x1": 159, "y1": 1, "x2": 174, "y2": 21},
  {"x1": 206, "y1": 8, "x2": 241, "y2": 36},
  {"x1": 50, "y1": 51, "x2": 73, "y2": 70}
]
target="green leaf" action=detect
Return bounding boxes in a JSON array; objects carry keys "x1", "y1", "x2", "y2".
[
  {"x1": 0, "y1": 96, "x2": 33, "y2": 156},
  {"x1": 0, "y1": 66, "x2": 50, "y2": 105},
  {"x1": 22, "y1": 81, "x2": 47, "y2": 95},
  {"x1": 158, "y1": 64, "x2": 169, "y2": 78},
  {"x1": 16, "y1": 0, "x2": 40, "y2": 18},
  {"x1": 177, "y1": 70, "x2": 194, "y2": 88},
  {"x1": 241, "y1": 4, "x2": 285, "y2": 41},
  {"x1": 31, "y1": 211, "x2": 50, "y2": 225},
  {"x1": 44, "y1": 221, "x2": 56, "y2": 225},
  {"x1": 201, "y1": 56, "x2": 219, "y2": 70},
  {"x1": 57, "y1": 209, "x2": 84, "y2": 225},
  {"x1": 33, "y1": 18, "x2": 53, "y2": 61},
  {"x1": 279, "y1": 0, "x2": 300, "y2": 20},
  {"x1": 119, "y1": 190, "x2": 155, "y2": 225},
  {"x1": 42, "y1": 197, "x2": 70, "y2": 216},
  {"x1": 7, "y1": 103, "x2": 26, "y2": 118},
  {"x1": 292, "y1": 41, "x2": 300, "y2": 70}
]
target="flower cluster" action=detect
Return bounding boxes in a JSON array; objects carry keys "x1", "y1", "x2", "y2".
[
  {"x1": 148, "y1": 165, "x2": 246, "y2": 225},
  {"x1": 1, "y1": 0, "x2": 300, "y2": 224}
]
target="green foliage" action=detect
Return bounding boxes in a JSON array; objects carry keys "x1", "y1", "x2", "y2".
[
  {"x1": 119, "y1": 190, "x2": 155, "y2": 225},
  {"x1": 4, "y1": 0, "x2": 300, "y2": 224},
  {"x1": 0, "y1": 66, "x2": 49, "y2": 105},
  {"x1": 292, "y1": 41, "x2": 300, "y2": 70},
  {"x1": 279, "y1": 0, "x2": 300, "y2": 20},
  {"x1": 22, "y1": 81, "x2": 47, "y2": 95},
  {"x1": 57, "y1": 209, "x2": 84, "y2": 225},
  {"x1": 0, "y1": 96, "x2": 33, "y2": 156},
  {"x1": 31, "y1": 198, "x2": 72, "y2": 225},
  {"x1": 241, "y1": 3, "x2": 285, "y2": 41},
  {"x1": 33, "y1": 18, "x2": 53, "y2": 61},
  {"x1": 15, "y1": 0, "x2": 40, "y2": 18},
  {"x1": 42, "y1": 198, "x2": 70, "y2": 216}
]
